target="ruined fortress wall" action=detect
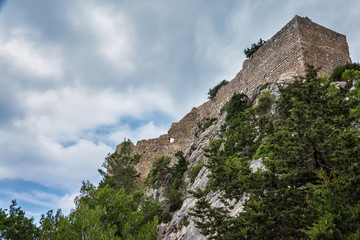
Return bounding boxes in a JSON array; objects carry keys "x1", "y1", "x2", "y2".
[
  {"x1": 297, "y1": 17, "x2": 351, "y2": 77},
  {"x1": 197, "y1": 16, "x2": 351, "y2": 120},
  {"x1": 116, "y1": 16, "x2": 351, "y2": 179},
  {"x1": 197, "y1": 16, "x2": 305, "y2": 119},
  {"x1": 116, "y1": 107, "x2": 198, "y2": 179}
]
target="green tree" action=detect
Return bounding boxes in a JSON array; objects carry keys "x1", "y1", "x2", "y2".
[
  {"x1": 145, "y1": 155, "x2": 171, "y2": 188},
  {"x1": 65, "y1": 183, "x2": 159, "y2": 239},
  {"x1": 0, "y1": 200, "x2": 40, "y2": 240},
  {"x1": 38, "y1": 209, "x2": 64, "y2": 240},
  {"x1": 329, "y1": 62, "x2": 360, "y2": 81},
  {"x1": 99, "y1": 139, "x2": 140, "y2": 193}
]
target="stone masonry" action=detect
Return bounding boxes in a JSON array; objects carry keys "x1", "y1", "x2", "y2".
[{"x1": 115, "y1": 15, "x2": 351, "y2": 179}]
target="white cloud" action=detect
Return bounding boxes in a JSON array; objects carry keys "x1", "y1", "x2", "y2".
[
  {"x1": 73, "y1": 2, "x2": 136, "y2": 72},
  {"x1": 18, "y1": 86, "x2": 174, "y2": 142},
  {"x1": 194, "y1": 11, "x2": 246, "y2": 86},
  {"x1": 0, "y1": 28, "x2": 63, "y2": 79},
  {"x1": 109, "y1": 121, "x2": 168, "y2": 145},
  {"x1": 1, "y1": 189, "x2": 78, "y2": 217},
  {"x1": 0, "y1": 131, "x2": 111, "y2": 190},
  {"x1": 0, "y1": 83, "x2": 174, "y2": 191}
]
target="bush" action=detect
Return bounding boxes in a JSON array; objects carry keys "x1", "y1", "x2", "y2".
[
  {"x1": 183, "y1": 219, "x2": 190, "y2": 227},
  {"x1": 330, "y1": 62, "x2": 360, "y2": 81},
  {"x1": 166, "y1": 189, "x2": 183, "y2": 212},
  {"x1": 222, "y1": 93, "x2": 250, "y2": 121},
  {"x1": 189, "y1": 163, "x2": 204, "y2": 183},
  {"x1": 255, "y1": 91, "x2": 274, "y2": 115},
  {"x1": 145, "y1": 155, "x2": 171, "y2": 188},
  {"x1": 244, "y1": 38, "x2": 267, "y2": 58},
  {"x1": 208, "y1": 80, "x2": 229, "y2": 100},
  {"x1": 258, "y1": 82, "x2": 271, "y2": 92},
  {"x1": 202, "y1": 118, "x2": 217, "y2": 131}
]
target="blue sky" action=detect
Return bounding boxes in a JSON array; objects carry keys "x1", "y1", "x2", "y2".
[{"x1": 0, "y1": 0, "x2": 359, "y2": 223}]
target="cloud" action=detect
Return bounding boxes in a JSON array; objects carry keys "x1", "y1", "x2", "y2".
[
  {"x1": 16, "y1": 86, "x2": 174, "y2": 143},
  {"x1": 0, "y1": 86, "x2": 24, "y2": 126},
  {"x1": 108, "y1": 121, "x2": 169, "y2": 145},
  {"x1": 0, "y1": 133, "x2": 111, "y2": 190},
  {"x1": 0, "y1": 28, "x2": 63, "y2": 79},
  {"x1": 0, "y1": 188, "x2": 78, "y2": 219},
  {"x1": 72, "y1": 2, "x2": 135, "y2": 72},
  {"x1": 0, "y1": 83, "x2": 174, "y2": 191}
]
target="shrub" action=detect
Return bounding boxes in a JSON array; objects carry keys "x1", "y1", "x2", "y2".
[
  {"x1": 183, "y1": 220, "x2": 190, "y2": 227},
  {"x1": 208, "y1": 80, "x2": 229, "y2": 99},
  {"x1": 244, "y1": 38, "x2": 267, "y2": 58},
  {"x1": 329, "y1": 62, "x2": 360, "y2": 81},
  {"x1": 145, "y1": 155, "x2": 171, "y2": 188},
  {"x1": 202, "y1": 118, "x2": 217, "y2": 131},
  {"x1": 189, "y1": 163, "x2": 204, "y2": 183},
  {"x1": 166, "y1": 189, "x2": 183, "y2": 212},
  {"x1": 255, "y1": 91, "x2": 274, "y2": 115},
  {"x1": 258, "y1": 82, "x2": 271, "y2": 92},
  {"x1": 222, "y1": 93, "x2": 250, "y2": 121}
]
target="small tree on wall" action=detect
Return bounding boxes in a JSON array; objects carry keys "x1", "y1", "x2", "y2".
[
  {"x1": 244, "y1": 38, "x2": 267, "y2": 58},
  {"x1": 208, "y1": 80, "x2": 229, "y2": 100}
]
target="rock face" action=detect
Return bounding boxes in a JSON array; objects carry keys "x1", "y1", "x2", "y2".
[
  {"x1": 114, "y1": 16, "x2": 352, "y2": 239},
  {"x1": 115, "y1": 15, "x2": 351, "y2": 180}
]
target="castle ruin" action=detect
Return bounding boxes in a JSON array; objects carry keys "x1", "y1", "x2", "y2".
[{"x1": 116, "y1": 15, "x2": 351, "y2": 179}]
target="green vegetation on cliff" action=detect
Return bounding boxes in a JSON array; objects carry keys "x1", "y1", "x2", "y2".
[
  {"x1": 146, "y1": 151, "x2": 188, "y2": 212},
  {"x1": 190, "y1": 64, "x2": 360, "y2": 239}
]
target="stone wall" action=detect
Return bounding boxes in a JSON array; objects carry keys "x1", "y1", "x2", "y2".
[
  {"x1": 116, "y1": 107, "x2": 198, "y2": 179},
  {"x1": 116, "y1": 16, "x2": 351, "y2": 179},
  {"x1": 197, "y1": 15, "x2": 351, "y2": 119},
  {"x1": 297, "y1": 16, "x2": 351, "y2": 77}
]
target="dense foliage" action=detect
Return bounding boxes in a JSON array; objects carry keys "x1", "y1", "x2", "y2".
[
  {"x1": 1, "y1": 140, "x2": 162, "y2": 239},
  {"x1": 208, "y1": 80, "x2": 229, "y2": 100},
  {"x1": 189, "y1": 163, "x2": 204, "y2": 183},
  {"x1": 202, "y1": 118, "x2": 217, "y2": 131},
  {"x1": 146, "y1": 151, "x2": 189, "y2": 212},
  {"x1": 191, "y1": 64, "x2": 360, "y2": 239},
  {"x1": 98, "y1": 140, "x2": 140, "y2": 193},
  {"x1": 244, "y1": 38, "x2": 267, "y2": 58},
  {"x1": 0, "y1": 200, "x2": 39, "y2": 239}
]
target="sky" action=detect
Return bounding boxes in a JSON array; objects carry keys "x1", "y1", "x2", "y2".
[{"x1": 0, "y1": 0, "x2": 359, "y2": 223}]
